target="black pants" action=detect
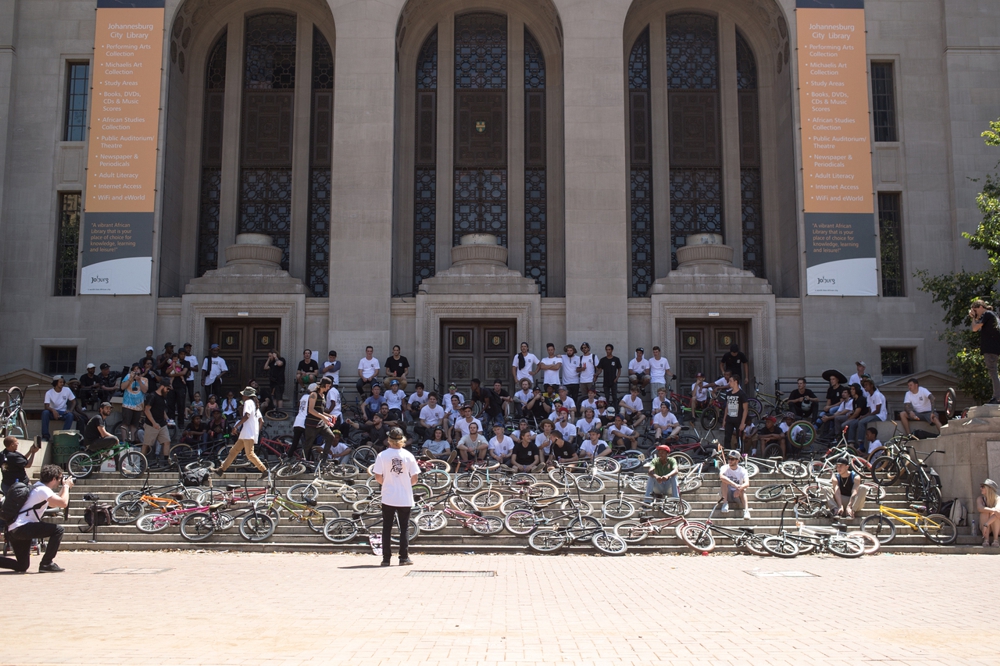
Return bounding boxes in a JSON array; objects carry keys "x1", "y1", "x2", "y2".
[
  {"x1": 603, "y1": 382, "x2": 618, "y2": 407},
  {"x1": 0, "y1": 522, "x2": 64, "y2": 572},
  {"x1": 289, "y1": 426, "x2": 305, "y2": 458},
  {"x1": 87, "y1": 435, "x2": 119, "y2": 452},
  {"x1": 792, "y1": 402, "x2": 819, "y2": 421},
  {"x1": 186, "y1": 380, "x2": 195, "y2": 402},
  {"x1": 566, "y1": 384, "x2": 580, "y2": 402},
  {"x1": 303, "y1": 424, "x2": 335, "y2": 461},
  {"x1": 381, "y1": 504, "x2": 411, "y2": 562},
  {"x1": 169, "y1": 387, "x2": 186, "y2": 426},
  {"x1": 723, "y1": 420, "x2": 743, "y2": 452}
]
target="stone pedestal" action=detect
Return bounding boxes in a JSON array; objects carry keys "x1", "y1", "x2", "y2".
[
  {"x1": 417, "y1": 233, "x2": 540, "y2": 296},
  {"x1": 185, "y1": 233, "x2": 306, "y2": 295},
  {"x1": 931, "y1": 404, "x2": 1000, "y2": 523}
]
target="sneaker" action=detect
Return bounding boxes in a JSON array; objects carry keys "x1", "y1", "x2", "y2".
[
  {"x1": 38, "y1": 562, "x2": 64, "y2": 573},
  {"x1": 743, "y1": 508, "x2": 751, "y2": 520},
  {"x1": 258, "y1": 471, "x2": 269, "y2": 480},
  {"x1": 399, "y1": 558, "x2": 414, "y2": 566},
  {"x1": 214, "y1": 467, "x2": 225, "y2": 477},
  {"x1": 380, "y1": 561, "x2": 391, "y2": 567},
  {"x1": 983, "y1": 538, "x2": 990, "y2": 547},
  {"x1": 167, "y1": 419, "x2": 176, "y2": 426},
  {"x1": 720, "y1": 503, "x2": 729, "y2": 513}
]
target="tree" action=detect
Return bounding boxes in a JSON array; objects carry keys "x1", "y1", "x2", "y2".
[{"x1": 917, "y1": 119, "x2": 1000, "y2": 404}]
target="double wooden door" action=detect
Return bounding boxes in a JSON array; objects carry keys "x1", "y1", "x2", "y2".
[
  {"x1": 441, "y1": 321, "x2": 516, "y2": 395},
  {"x1": 208, "y1": 319, "x2": 281, "y2": 397},
  {"x1": 675, "y1": 322, "x2": 748, "y2": 396}
]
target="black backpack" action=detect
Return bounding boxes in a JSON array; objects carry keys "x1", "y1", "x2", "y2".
[
  {"x1": 181, "y1": 469, "x2": 210, "y2": 487},
  {"x1": 0, "y1": 482, "x2": 46, "y2": 525}
]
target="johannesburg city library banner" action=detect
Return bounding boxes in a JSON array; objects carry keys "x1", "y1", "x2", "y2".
[
  {"x1": 81, "y1": 0, "x2": 165, "y2": 295},
  {"x1": 797, "y1": 0, "x2": 878, "y2": 296}
]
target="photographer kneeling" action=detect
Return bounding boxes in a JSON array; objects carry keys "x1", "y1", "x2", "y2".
[{"x1": 0, "y1": 465, "x2": 72, "y2": 573}]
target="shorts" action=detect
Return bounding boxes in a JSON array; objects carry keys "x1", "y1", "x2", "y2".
[
  {"x1": 270, "y1": 383, "x2": 285, "y2": 401},
  {"x1": 143, "y1": 423, "x2": 171, "y2": 446},
  {"x1": 121, "y1": 408, "x2": 143, "y2": 428},
  {"x1": 909, "y1": 410, "x2": 933, "y2": 422}
]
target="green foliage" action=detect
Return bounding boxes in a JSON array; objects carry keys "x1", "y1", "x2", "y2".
[{"x1": 916, "y1": 119, "x2": 1000, "y2": 404}]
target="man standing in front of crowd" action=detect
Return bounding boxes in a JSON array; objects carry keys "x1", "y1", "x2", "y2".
[
  {"x1": 202, "y1": 344, "x2": 228, "y2": 398},
  {"x1": 373, "y1": 428, "x2": 419, "y2": 566},
  {"x1": 648, "y1": 346, "x2": 673, "y2": 397},
  {"x1": 182, "y1": 343, "x2": 199, "y2": 402},
  {"x1": 142, "y1": 379, "x2": 173, "y2": 462},
  {"x1": 216, "y1": 387, "x2": 267, "y2": 479},
  {"x1": 560, "y1": 344, "x2": 581, "y2": 401},
  {"x1": 971, "y1": 299, "x2": 1000, "y2": 404},
  {"x1": 723, "y1": 374, "x2": 749, "y2": 453},
  {"x1": 539, "y1": 343, "x2": 562, "y2": 390},
  {"x1": 356, "y1": 346, "x2": 380, "y2": 395},
  {"x1": 0, "y1": 464, "x2": 72, "y2": 573},
  {"x1": 594, "y1": 344, "x2": 622, "y2": 402}
]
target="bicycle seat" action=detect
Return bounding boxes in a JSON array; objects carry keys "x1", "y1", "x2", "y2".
[
  {"x1": 209, "y1": 502, "x2": 226, "y2": 510},
  {"x1": 225, "y1": 484, "x2": 240, "y2": 491},
  {"x1": 743, "y1": 527, "x2": 756, "y2": 534},
  {"x1": 83, "y1": 493, "x2": 100, "y2": 502}
]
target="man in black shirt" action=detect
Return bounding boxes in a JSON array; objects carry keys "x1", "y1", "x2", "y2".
[
  {"x1": 486, "y1": 379, "x2": 510, "y2": 425},
  {"x1": 296, "y1": 350, "x2": 320, "y2": 397},
  {"x1": 79, "y1": 363, "x2": 101, "y2": 409},
  {"x1": 525, "y1": 387, "x2": 551, "y2": 421},
  {"x1": 142, "y1": 380, "x2": 173, "y2": 460},
  {"x1": 1, "y1": 436, "x2": 39, "y2": 494},
  {"x1": 511, "y1": 432, "x2": 540, "y2": 472},
  {"x1": 723, "y1": 374, "x2": 749, "y2": 452},
  {"x1": 264, "y1": 350, "x2": 286, "y2": 408},
  {"x1": 596, "y1": 344, "x2": 623, "y2": 406},
  {"x1": 787, "y1": 377, "x2": 819, "y2": 421},
  {"x1": 83, "y1": 402, "x2": 119, "y2": 452},
  {"x1": 97, "y1": 364, "x2": 118, "y2": 403},
  {"x1": 719, "y1": 344, "x2": 750, "y2": 384},
  {"x1": 384, "y1": 345, "x2": 410, "y2": 390},
  {"x1": 971, "y1": 299, "x2": 1000, "y2": 404},
  {"x1": 168, "y1": 350, "x2": 192, "y2": 428}
]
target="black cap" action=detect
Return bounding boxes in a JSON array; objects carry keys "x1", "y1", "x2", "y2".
[
  {"x1": 100, "y1": 363, "x2": 110, "y2": 369},
  {"x1": 636, "y1": 347, "x2": 644, "y2": 352},
  {"x1": 164, "y1": 342, "x2": 174, "y2": 348},
  {"x1": 182, "y1": 342, "x2": 192, "y2": 348}
]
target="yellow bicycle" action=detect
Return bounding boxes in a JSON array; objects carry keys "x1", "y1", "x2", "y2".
[{"x1": 860, "y1": 503, "x2": 956, "y2": 545}]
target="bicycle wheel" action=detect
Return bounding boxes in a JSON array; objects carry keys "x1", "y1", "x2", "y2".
[
  {"x1": 743, "y1": 461, "x2": 760, "y2": 478},
  {"x1": 700, "y1": 406, "x2": 719, "y2": 430},
  {"x1": 747, "y1": 398, "x2": 763, "y2": 417},
  {"x1": 763, "y1": 443, "x2": 784, "y2": 459},
  {"x1": 111, "y1": 502, "x2": 142, "y2": 524},
  {"x1": 593, "y1": 457, "x2": 621, "y2": 476},
  {"x1": 603, "y1": 498, "x2": 636, "y2": 520},
  {"x1": 827, "y1": 536, "x2": 864, "y2": 558},
  {"x1": 510, "y1": 472, "x2": 535, "y2": 485},
  {"x1": 613, "y1": 519, "x2": 651, "y2": 543},
  {"x1": 411, "y1": 483, "x2": 433, "y2": 502},
  {"x1": 617, "y1": 453, "x2": 644, "y2": 472},
  {"x1": 669, "y1": 452, "x2": 694, "y2": 473},
  {"x1": 755, "y1": 484, "x2": 787, "y2": 501},
  {"x1": 575, "y1": 474, "x2": 605, "y2": 494},
  {"x1": 118, "y1": 451, "x2": 147, "y2": 478},
  {"x1": 453, "y1": 473, "x2": 483, "y2": 493},
  {"x1": 626, "y1": 475, "x2": 648, "y2": 493},
  {"x1": 793, "y1": 497, "x2": 824, "y2": 519},
  {"x1": 743, "y1": 535, "x2": 769, "y2": 557},
  {"x1": 677, "y1": 522, "x2": 715, "y2": 553},
  {"x1": 500, "y1": 499, "x2": 532, "y2": 516},
  {"x1": 419, "y1": 470, "x2": 451, "y2": 491},
  {"x1": 943, "y1": 387, "x2": 956, "y2": 421},
  {"x1": 339, "y1": 484, "x2": 368, "y2": 503},
  {"x1": 678, "y1": 476, "x2": 702, "y2": 493},
  {"x1": 265, "y1": 409, "x2": 289, "y2": 422},
  {"x1": 275, "y1": 460, "x2": 308, "y2": 478},
  {"x1": 917, "y1": 513, "x2": 957, "y2": 545},
  {"x1": 448, "y1": 493, "x2": 477, "y2": 513},
  {"x1": 592, "y1": 532, "x2": 627, "y2": 555},
  {"x1": 136, "y1": 511, "x2": 171, "y2": 533},
  {"x1": 547, "y1": 466, "x2": 575, "y2": 486},
  {"x1": 471, "y1": 515, "x2": 504, "y2": 535},
  {"x1": 566, "y1": 515, "x2": 602, "y2": 540},
  {"x1": 470, "y1": 489, "x2": 504, "y2": 511},
  {"x1": 323, "y1": 517, "x2": 359, "y2": 543},
  {"x1": 285, "y1": 483, "x2": 319, "y2": 503},
  {"x1": 662, "y1": 497, "x2": 691, "y2": 517},
  {"x1": 416, "y1": 510, "x2": 448, "y2": 533},
  {"x1": 424, "y1": 459, "x2": 451, "y2": 472},
  {"x1": 778, "y1": 460, "x2": 810, "y2": 479},
  {"x1": 353, "y1": 498, "x2": 382, "y2": 515},
  {"x1": 307, "y1": 505, "x2": 339, "y2": 532},
  {"x1": 528, "y1": 530, "x2": 566, "y2": 553},
  {"x1": 352, "y1": 446, "x2": 377, "y2": 468},
  {"x1": 179, "y1": 511, "x2": 216, "y2": 541},
  {"x1": 786, "y1": 420, "x2": 817, "y2": 450},
  {"x1": 846, "y1": 530, "x2": 880, "y2": 555},
  {"x1": 116, "y1": 489, "x2": 142, "y2": 504},
  {"x1": 504, "y1": 509, "x2": 537, "y2": 535},
  {"x1": 762, "y1": 536, "x2": 800, "y2": 558},
  {"x1": 167, "y1": 444, "x2": 196, "y2": 468},
  {"x1": 527, "y1": 482, "x2": 558, "y2": 499},
  {"x1": 239, "y1": 513, "x2": 275, "y2": 542},
  {"x1": 67, "y1": 452, "x2": 95, "y2": 479},
  {"x1": 860, "y1": 514, "x2": 896, "y2": 544},
  {"x1": 870, "y1": 456, "x2": 900, "y2": 486},
  {"x1": 923, "y1": 486, "x2": 943, "y2": 515}
]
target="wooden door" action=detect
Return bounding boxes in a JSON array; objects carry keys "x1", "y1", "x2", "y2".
[
  {"x1": 208, "y1": 320, "x2": 281, "y2": 397},
  {"x1": 675, "y1": 322, "x2": 747, "y2": 397},
  {"x1": 441, "y1": 321, "x2": 516, "y2": 395}
]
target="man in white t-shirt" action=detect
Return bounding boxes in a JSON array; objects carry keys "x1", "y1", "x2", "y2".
[
  {"x1": 652, "y1": 402, "x2": 680, "y2": 441},
  {"x1": 0, "y1": 464, "x2": 72, "y2": 573},
  {"x1": 42, "y1": 376, "x2": 77, "y2": 440},
  {"x1": 452, "y1": 404, "x2": 483, "y2": 443},
  {"x1": 384, "y1": 380, "x2": 407, "y2": 419},
  {"x1": 607, "y1": 415, "x2": 637, "y2": 450},
  {"x1": 848, "y1": 361, "x2": 866, "y2": 388},
  {"x1": 618, "y1": 386, "x2": 646, "y2": 428},
  {"x1": 647, "y1": 346, "x2": 673, "y2": 396},
  {"x1": 372, "y1": 428, "x2": 420, "y2": 566},
  {"x1": 183, "y1": 342, "x2": 199, "y2": 402},
  {"x1": 719, "y1": 449, "x2": 751, "y2": 519},
  {"x1": 628, "y1": 348, "x2": 651, "y2": 396},
  {"x1": 322, "y1": 350, "x2": 341, "y2": 385},
  {"x1": 288, "y1": 384, "x2": 314, "y2": 460},
  {"x1": 651, "y1": 386, "x2": 671, "y2": 413},
  {"x1": 216, "y1": 387, "x2": 267, "y2": 478},
  {"x1": 560, "y1": 344, "x2": 582, "y2": 401},
  {"x1": 488, "y1": 423, "x2": 515, "y2": 465},
  {"x1": 356, "y1": 346, "x2": 380, "y2": 396},
  {"x1": 555, "y1": 386, "x2": 577, "y2": 419},
  {"x1": 576, "y1": 407, "x2": 602, "y2": 439},
  {"x1": 579, "y1": 428, "x2": 610, "y2": 459},
  {"x1": 691, "y1": 372, "x2": 712, "y2": 411},
  {"x1": 539, "y1": 343, "x2": 563, "y2": 388},
  {"x1": 511, "y1": 342, "x2": 540, "y2": 384},
  {"x1": 514, "y1": 379, "x2": 534, "y2": 416},
  {"x1": 554, "y1": 408, "x2": 578, "y2": 445},
  {"x1": 900, "y1": 378, "x2": 942, "y2": 435},
  {"x1": 407, "y1": 382, "x2": 429, "y2": 414},
  {"x1": 857, "y1": 377, "x2": 888, "y2": 441},
  {"x1": 201, "y1": 344, "x2": 229, "y2": 398},
  {"x1": 417, "y1": 393, "x2": 446, "y2": 440},
  {"x1": 457, "y1": 422, "x2": 489, "y2": 464},
  {"x1": 577, "y1": 342, "x2": 599, "y2": 396}
]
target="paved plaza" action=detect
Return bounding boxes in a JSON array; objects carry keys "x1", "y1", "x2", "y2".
[{"x1": 1, "y1": 550, "x2": 994, "y2": 666}]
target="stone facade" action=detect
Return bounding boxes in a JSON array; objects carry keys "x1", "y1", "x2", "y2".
[{"x1": 0, "y1": 0, "x2": 998, "y2": 396}]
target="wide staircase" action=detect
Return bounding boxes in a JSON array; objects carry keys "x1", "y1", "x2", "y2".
[{"x1": 48, "y1": 466, "x2": 985, "y2": 555}]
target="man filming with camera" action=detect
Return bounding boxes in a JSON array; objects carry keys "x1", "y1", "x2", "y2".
[{"x1": 0, "y1": 464, "x2": 73, "y2": 573}]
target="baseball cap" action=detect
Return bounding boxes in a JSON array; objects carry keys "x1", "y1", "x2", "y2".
[
  {"x1": 145, "y1": 346, "x2": 154, "y2": 351},
  {"x1": 164, "y1": 342, "x2": 174, "y2": 348},
  {"x1": 210, "y1": 343, "x2": 220, "y2": 349},
  {"x1": 856, "y1": 360, "x2": 866, "y2": 366},
  {"x1": 448, "y1": 382, "x2": 457, "y2": 388},
  {"x1": 726, "y1": 449, "x2": 740, "y2": 460},
  {"x1": 695, "y1": 371, "x2": 705, "y2": 377},
  {"x1": 183, "y1": 342, "x2": 192, "y2": 348},
  {"x1": 307, "y1": 382, "x2": 318, "y2": 392},
  {"x1": 635, "y1": 347, "x2": 644, "y2": 352},
  {"x1": 86, "y1": 363, "x2": 96, "y2": 369},
  {"x1": 390, "y1": 380, "x2": 399, "y2": 386},
  {"x1": 99, "y1": 401, "x2": 112, "y2": 409},
  {"x1": 558, "y1": 385, "x2": 567, "y2": 391},
  {"x1": 100, "y1": 363, "x2": 110, "y2": 369},
  {"x1": 655, "y1": 444, "x2": 671, "y2": 453}
]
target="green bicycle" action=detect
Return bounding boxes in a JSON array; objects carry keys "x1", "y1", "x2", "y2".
[{"x1": 67, "y1": 440, "x2": 148, "y2": 479}]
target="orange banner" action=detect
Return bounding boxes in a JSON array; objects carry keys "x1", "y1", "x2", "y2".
[{"x1": 797, "y1": 6, "x2": 873, "y2": 215}]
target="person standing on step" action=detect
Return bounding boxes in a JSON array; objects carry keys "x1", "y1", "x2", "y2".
[
  {"x1": 372, "y1": 428, "x2": 420, "y2": 566},
  {"x1": 215, "y1": 387, "x2": 267, "y2": 479},
  {"x1": 971, "y1": 299, "x2": 1000, "y2": 404},
  {"x1": 1, "y1": 436, "x2": 39, "y2": 495}
]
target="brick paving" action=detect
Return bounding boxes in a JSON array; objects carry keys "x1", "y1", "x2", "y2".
[{"x1": 2, "y1": 551, "x2": 995, "y2": 666}]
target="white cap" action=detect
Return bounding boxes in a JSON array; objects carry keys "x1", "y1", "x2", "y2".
[
  {"x1": 86, "y1": 363, "x2": 96, "y2": 369},
  {"x1": 146, "y1": 346, "x2": 154, "y2": 351}
]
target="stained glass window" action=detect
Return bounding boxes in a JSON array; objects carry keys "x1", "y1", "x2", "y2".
[
  {"x1": 307, "y1": 29, "x2": 333, "y2": 297},
  {"x1": 524, "y1": 28, "x2": 546, "y2": 295},
  {"x1": 629, "y1": 28, "x2": 653, "y2": 296},
  {"x1": 197, "y1": 33, "x2": 226, "y2": 276},
  {"x1": 737, "y1": 31, "x2": 763, "y2": 278},
  {"x1": 414, "y1": 29, "x2": 438, "y2": 292}
]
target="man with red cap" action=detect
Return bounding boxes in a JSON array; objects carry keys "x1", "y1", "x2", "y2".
[{"x1": 644, "y1": 444, "x2": 679, "y2": 500}]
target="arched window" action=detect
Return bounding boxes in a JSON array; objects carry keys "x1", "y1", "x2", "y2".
[
  {"x1": 307, "y1": 27, "x2": 334, "y2": 296},
  {"x1": 196, "y1": 32, "x2": 226, "y2": 276},
  {"x1": 413, "y1": 28, "x2": 438, "y2": 292},
  {"x1": 737, "y1": 30, "x2": 763, "y2": 278}
]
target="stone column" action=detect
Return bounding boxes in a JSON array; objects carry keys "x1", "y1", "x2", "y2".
[
  {"x1": 0, "y1": 0, "x2": 17, "y2": 300},
  {"x1": 217, "y1": 15, "x2": 244, "y2": 259},
  {"x1": 562, "y1": 5, "x2": 629, "y2": 351},
  {"x1": 288, "y1": 16, "x2": 313, "y2": 283},
  {"x1": 719, "y1": 17, "x2": 743, "y2": 267}
]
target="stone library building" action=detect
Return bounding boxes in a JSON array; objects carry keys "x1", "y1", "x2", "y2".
[{"x1": 0, "y1": 0, "x2": 997, "y2": 400}]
